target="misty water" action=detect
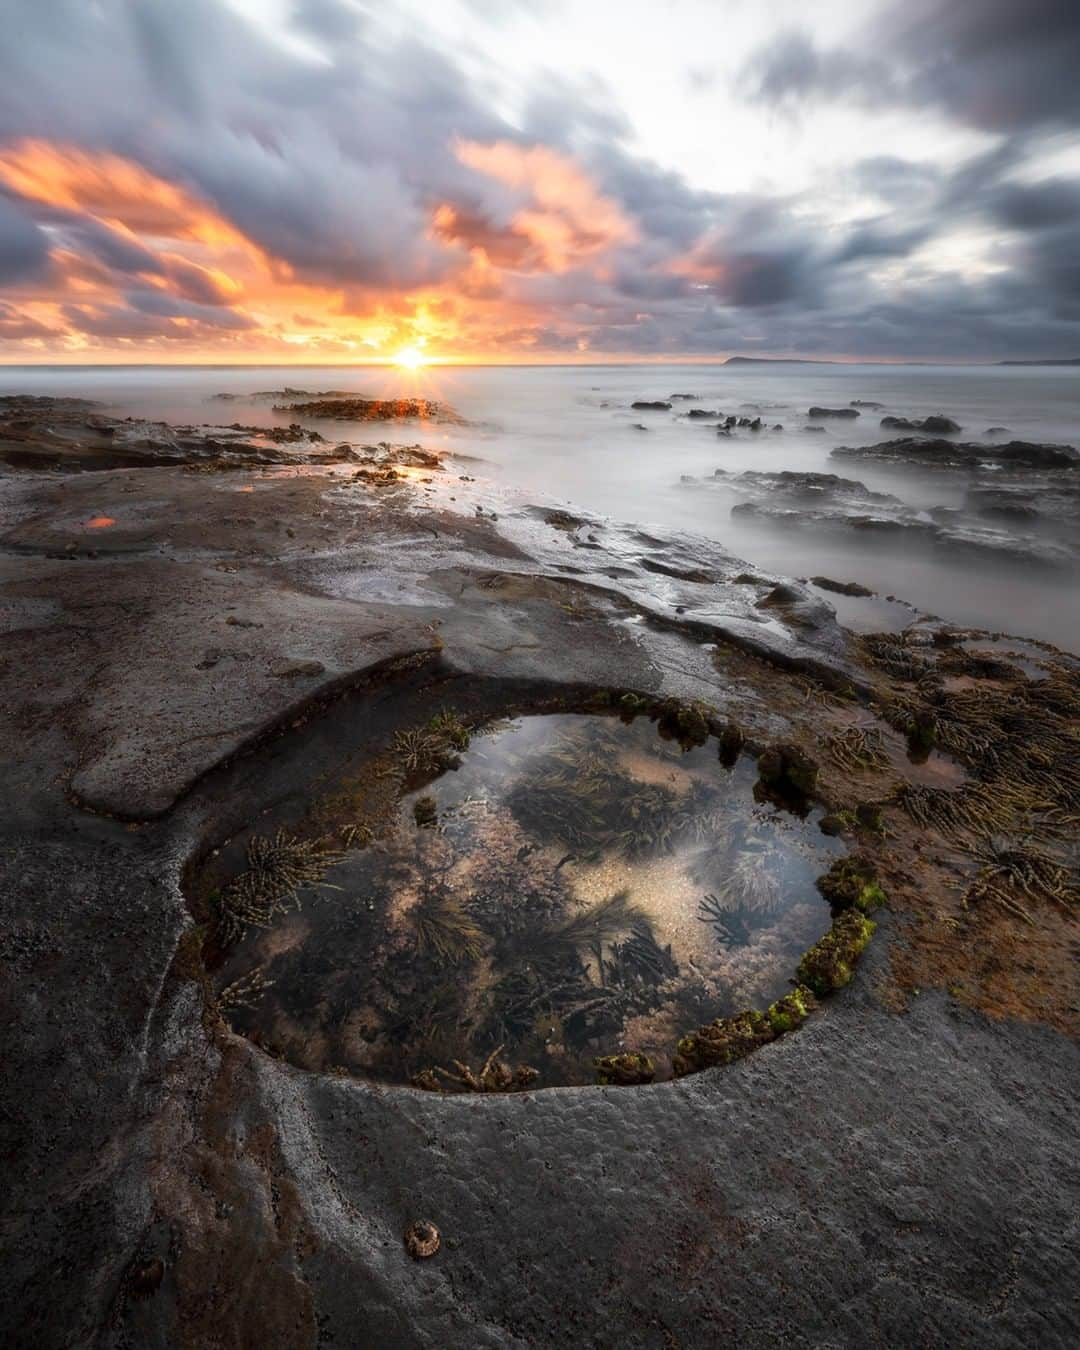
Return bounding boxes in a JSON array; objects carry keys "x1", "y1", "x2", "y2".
[
  {"x1": 2, "y1": 362, "x2": 1077, "y2": 648},
  {"x1": 211, "y1": 713, "x2": 841, "y2": 1086}
]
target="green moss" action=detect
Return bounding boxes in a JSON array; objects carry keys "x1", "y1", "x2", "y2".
[
  {"x1": 857, "y1": 882, "x2": 887, "y2": 912},
  {"x1": 796, "y1": 909, "x2": 876, "y2": 996},
  {"x1": 594, "y1": 1052, "x2": 656, "y2": 1086},
  {"x1": 767, "y1": 984, "x2": 817, "y2": 1033},
  {"x1": 816, "y1": 855, "x2": 887, "y2": 913},
  {"x1": 671, "y1": 1008, "x2": 776, "y2": 1077}
]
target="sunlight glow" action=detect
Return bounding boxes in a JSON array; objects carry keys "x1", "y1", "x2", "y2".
[{"x1": 392, "y1": 345, "x2": 429, "y2": 369}]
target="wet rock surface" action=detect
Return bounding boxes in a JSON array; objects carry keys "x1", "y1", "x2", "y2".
[
  {"x1": 690, "y1": 467, "x2": 1080, "y2": 571},
  {"x1": 833, "y1": 436, "x2": 1079, "y2": 470},
  {"x1": 272, "y1": 396, "x2": 464, "y2": 423},
  {"x1": 879, "y1": 414, "x2": 962, "y2": 433},
  {"x1": 1, "y1": 398, "x2": 1078, "y2": 1347}
]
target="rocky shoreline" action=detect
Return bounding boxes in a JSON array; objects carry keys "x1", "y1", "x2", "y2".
[{"x1": 1, "y1": 397, "x2": 1077, "y2": 1348}]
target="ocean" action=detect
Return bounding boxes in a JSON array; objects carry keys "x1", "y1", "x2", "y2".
[{"x1": 2, "y1": 362, "x2": 1077, "y2": 650}]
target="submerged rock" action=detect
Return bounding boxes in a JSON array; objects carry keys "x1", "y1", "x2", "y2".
[
  {"x1": 832, "y1": 437, "x2": 1079, "y2": 470},
  {"x1": 273, "y1": 396, "x2": 463, "y2": 423},
  {"x1": 631, "y1": 400, "x2": 672, "y2": 411},
  {"x1": 756, "y1": 741, "x2": 819, "y2": 800},
  {"x1": 708, "y1": 467, "x2": 1077, "y2": 570},
  {"x1": 811, "y1": 576, "x2": 874, "y2": 597},
  {"x1": 712, "y1": 468, "x2": 901, "y2": 505},
  {"x1": 880, "y1": 414, "x2": 962, "y2": 433},
  {"x1": 809, "y1": 406, "x2": 859, "y2": 419}
]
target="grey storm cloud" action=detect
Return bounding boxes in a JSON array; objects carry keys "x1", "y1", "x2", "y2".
[
  {"x1": 0, "y1": 0, "x2": 1077, "y2": 357},
  {"x1": 744, "y1": 0, "x2": 1080, "y2": 136},
  {"x1": 831, "y1": 222, "x2": 931, "y2": 265},
  {"x1": 59, "y1": 218, "x2": 163, "y2": 276},
  {"x1": 124, "y1": 289, "x2": 255, "y2": 330},
  {"x1": 0, "y1": 195, "x2": 49, "y2": 283}
]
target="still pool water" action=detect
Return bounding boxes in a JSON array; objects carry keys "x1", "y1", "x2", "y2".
[{"x1": 212, "y1": 713, "x2": 842, "y2": 1087}]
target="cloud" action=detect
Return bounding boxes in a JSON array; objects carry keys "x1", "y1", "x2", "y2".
[
  {"x1": 124, "y1": 288, "x2": 255, "y2": 329},
  {"x1": 0, "y1": 300, "x2": 56, "y2": 340},
  {"x1": 0, "y1": 194, "x2": 49, "y2": 283},
  {"x1": 0, "y1": 0, "x2": 1076, "y2": 359},
  {"x1": 745, "y1": 31, "x2": 896, "y2": 112},
  {"x1": 744, "y1": 0, "x2": 1080, "y2": 136},
  {"x1": 452, "y1": 140, "x2": 638, "y2": 272},
  {"x1": 831, "y1": 221, "x2": 931, "y2": 264}
]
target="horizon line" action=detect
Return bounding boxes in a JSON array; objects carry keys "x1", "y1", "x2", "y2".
[{"x1": 1, "y1": 356, "x2": 1076, "y2": 370}]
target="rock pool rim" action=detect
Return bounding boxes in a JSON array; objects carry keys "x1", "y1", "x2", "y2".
[{"x1": 185, "y1": 677, "x2": 881, "y2": 1095}]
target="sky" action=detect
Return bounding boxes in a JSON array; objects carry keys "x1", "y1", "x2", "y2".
[{"x1": 0, "y1": 0, "x2": 1078, "y2": 364}]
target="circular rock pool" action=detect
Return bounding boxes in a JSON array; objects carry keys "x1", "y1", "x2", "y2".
[{"x1": 204, "y1": 710, "x2": 843, "y2": 1087}]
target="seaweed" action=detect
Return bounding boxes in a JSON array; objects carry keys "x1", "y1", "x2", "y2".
[
  {"x1": 528, "y1": 890, "x2": 649, "y2": 967},
  {"x1": 767, "y1": 984, "x2": 817, "y2": 1034},
  {"x1": 413, "y1": 795, "x2": 438, "y2": 827},
  {"x1": 600, "y1": 922, "x2": 678, "y2": 991},
  {"x1": 215, "y1": 828, "x2": 344, "y2": 944},
  {"x1": 860, "y1": 633, "x2": 930, "y2": 682},
  {"x1": 479, "y1": 896, "x2": 651, "y2": 1050},
  {"x1": 961, "y1": 837, "x2": 1077, "y2": 924},
  {"x1": 893, "y1": 781, "x2": 1028, "y2": 837},
  {"x1": 594, "y1": 1052, "x2": 656, "y2": 1086},
  {"x1": 506, "y1": 733, "x2": 699, "y2": 858},
  {"x1": 696, "y1": 892, "x2": 768, "y2": 948},
  {"x1": 217, "y1": 964, "x2": 274, "y2": 1010},
  {"x1": 824, "y1": 725, "x2": 890, "y2": 774},
  {"x1": 654, "y1": 697, "x2": 711, "y2": 748},
  {"x1": 411, "y1": 888, "x2": 486, "y2": 965},
  {"x1": 428, "y1": 708, "x2": 470, "y2": 751},
  {"x1": 412, "y1": 1044, "x2": 539, "y2": 1093},
  {"x1": 391, "y1": 727, "x2": 454, "y2": 776}
]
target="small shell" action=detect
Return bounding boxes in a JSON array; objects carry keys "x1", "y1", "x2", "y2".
[{"x1": 404, "y1": 1219, "x2": 440, "y2": 1260}]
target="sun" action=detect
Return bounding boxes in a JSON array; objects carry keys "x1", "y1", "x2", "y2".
[{"x1": 392, "y1": 345, "x2": 428, "y2": 370}]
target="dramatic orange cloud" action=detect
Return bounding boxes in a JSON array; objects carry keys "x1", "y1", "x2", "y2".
[
  {"x1": 0, "y1": 138, "x2": 645, "y2": 361},
  {"x1": 452, "y1": 140, "x2": 637, "y2": 272},
  {"x1": 0, "y1": 140, "x2": 252, "y2": 249}
]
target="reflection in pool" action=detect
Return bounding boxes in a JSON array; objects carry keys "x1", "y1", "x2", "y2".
[{"x1": 213, "y1": 713, "x2": 842, "y2": 1087}]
